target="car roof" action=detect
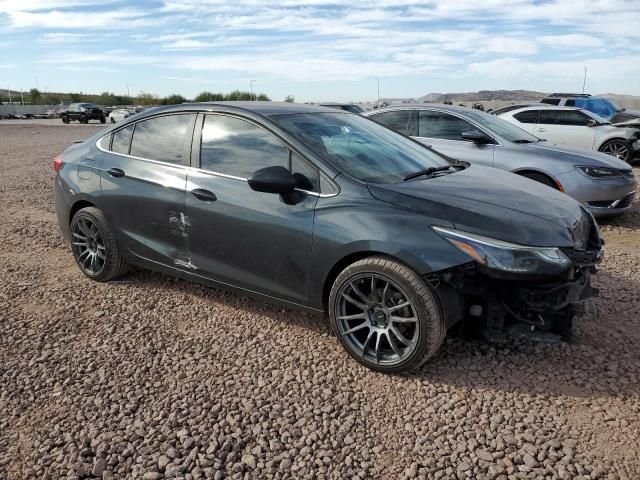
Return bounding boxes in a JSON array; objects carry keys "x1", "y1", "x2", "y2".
[
  {"x1": 180, "y1": 101, "x2": 339, "y2": 116},
  {"x1": 365, "y1": 103, "x2": 479, "y2": 115}
]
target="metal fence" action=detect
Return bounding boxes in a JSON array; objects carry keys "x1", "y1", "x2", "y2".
[{"x1": 0, "y1": 104, "x2": 59, "y2": 116}]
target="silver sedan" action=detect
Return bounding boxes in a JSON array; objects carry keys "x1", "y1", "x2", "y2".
[{"x1": 365, "y1": 104, "x2": 636, "y2": 218}]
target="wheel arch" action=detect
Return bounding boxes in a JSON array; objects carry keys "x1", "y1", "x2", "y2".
[
  {"x1": 69, "y1": 199, "x2": 96, "y2": 224},
  {"x1": 596, "y1": 136, "x2": 630, "y2": 151},
  {"x1": 321, "y1": 251, "x2": 409, "y2": 311},
  {"x1": 511, "y1": 168, "x2": 563, "y2": 191}
]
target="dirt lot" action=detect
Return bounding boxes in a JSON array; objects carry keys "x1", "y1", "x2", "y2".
[{"x1": 1, "y1": 121, "x2": 639, "y2": 480}]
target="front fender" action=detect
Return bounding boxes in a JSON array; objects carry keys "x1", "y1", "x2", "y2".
[{"x1": 307, "y1": 195, "x2": 471, "y2": 309}]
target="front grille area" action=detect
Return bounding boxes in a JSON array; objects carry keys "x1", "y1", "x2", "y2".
[
  {"x1": 616, "y1": 193, "x2": 635, "y2": 209},
  {"x1": 561, "y1": 247, "x2": 602, "y2": 267},
  {"x1": 588, "y1": 192, "x2": 635, "y2": 209}
]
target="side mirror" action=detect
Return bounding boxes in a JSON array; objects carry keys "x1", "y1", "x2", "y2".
[
  {"x1": 461, "y1": 130, "x2": 493, "y2": 144},
  {"x1": 248, "y1": 166, "x2": 296, "y2": 194},
  {"x1": 587, "y1": 119, "x2": 597, "y2": 127}
]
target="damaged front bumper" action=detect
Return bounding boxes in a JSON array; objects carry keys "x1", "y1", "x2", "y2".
[{"x1": 429, "y1": 255, "x2": 601, "y2": 343}]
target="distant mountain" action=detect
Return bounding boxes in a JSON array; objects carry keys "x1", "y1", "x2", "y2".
[{"x1": 418, "y1": 90, "x2": 545, "y2": 103}]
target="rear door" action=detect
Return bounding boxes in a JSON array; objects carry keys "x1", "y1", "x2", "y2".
[
  {"x1": 415, "y1": 110, "x2": 495, "y2": 166},
  {"x1": 534, "y1": 110, "x2": 596, "y2": 149},
  {"x1": 184, "y1": 113, "x2": 318, "y2": 304},
  {"x1": 99, "y1": 113, "x2": 195, "y2": 267}
]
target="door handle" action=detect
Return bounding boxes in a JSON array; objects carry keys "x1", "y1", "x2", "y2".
[
  {"x1": 191, "y1": 189, "x2": 217, "y2": 202},
  {"x1": 107, "y1": 167, "x2": 125, "y2": 178},
  {"x1": 536, "y1": 128, "x2": 547, "y2": 132}
]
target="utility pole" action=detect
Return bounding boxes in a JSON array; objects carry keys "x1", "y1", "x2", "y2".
[
  {"x1": 250, "y1": 79, "x2": 256, "y2": 100},
  {"x1": 582, "y1": 66, "x2": 587, "y2": 94}
]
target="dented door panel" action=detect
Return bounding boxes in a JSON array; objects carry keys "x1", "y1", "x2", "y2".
[{"x1": 99, "y1": 155, "x2": 188, "y2": 266}]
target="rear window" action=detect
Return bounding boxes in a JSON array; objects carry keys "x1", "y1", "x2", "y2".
[
  {"x1": 129, "y1": 114, "x2": 194, "y2": 164},
  {"x1": 539, "y1": 110, "x2": 589, "y2": 126},
  {"x1": 370, "y1": 110, "x2": 418, "y2": 136},
  {"x1": 513, "y1": 111, "x2": 538, "y2": 124}
]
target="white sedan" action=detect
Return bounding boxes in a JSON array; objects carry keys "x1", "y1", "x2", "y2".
[
  {"x1": 498, "y1": 105, "x2": 640, "y2": 163},
  {"x1": 109, "y1": 108, "x2": 133, "y2": 123}
]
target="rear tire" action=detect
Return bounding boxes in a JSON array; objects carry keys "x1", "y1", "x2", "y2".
[
  {"x1": 518, "y1": 172, "x2": 558, "y2": 189},
  {"x1": 61, "y1": 115, "x2": 70, "y2": 124},
  {"x1": 599, "y1": 139, "x2": 632, "y2": 163},
  {"x1": 329, "y1": 256, "x2": 445, "y2": 373},
  {"x1": 70, "y1": 207, "x2": 128, "y2": 282}
]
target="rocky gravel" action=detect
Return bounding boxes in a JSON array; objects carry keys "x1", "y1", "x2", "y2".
[{"x1": 1, "y1": 121, "x2": 639, "y2": 479}]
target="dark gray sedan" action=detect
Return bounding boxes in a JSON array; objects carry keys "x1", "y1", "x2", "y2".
[
  {"x1": 54, "y1": 102, "x2": 602, "y2": 373},
  {"x1": 366, "y1": 104, "x2": 636, "y2": 217}
]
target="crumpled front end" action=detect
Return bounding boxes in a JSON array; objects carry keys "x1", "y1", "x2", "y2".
[{"x1": 428, "y1": 209, "x2": 603, "y2": 343}]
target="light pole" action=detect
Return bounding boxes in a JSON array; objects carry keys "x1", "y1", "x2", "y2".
[
  {"x1": 127, "y1": 83, "x2": 134, "y2": 101},
  {"x1": 20, "y1": 89, "x2": 24, "y2": 105},
  {"x1": 44, "y1": 85, "x2": 51, "y2": 105},
  {"x1": 7, "y1": 86, "x2": 12, "y2": 104},
  {"x1": 376, "y1": 78, "x2": 380, "y2": 108},
  {"x1": 250, "y1": 79, "x2": 256, "y2": 100},
  {"x1": 581, "y1": 67, "x2": 587, "y2": 94}
]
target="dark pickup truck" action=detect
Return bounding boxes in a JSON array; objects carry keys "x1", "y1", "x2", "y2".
[{"x1": 61, "y1": 103, "x2": 106, "y2": 124}]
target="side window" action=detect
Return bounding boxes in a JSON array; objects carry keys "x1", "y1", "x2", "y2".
[
  {"x1": 111, "y1": 124, "x2": 134, "y2": 154},
  {"x1": 539, "y1": 110, "x2": 589, "y2": 126},
  {"x1": 565, "y1": 99, "x2": 576, "y2": 107},
  {"x1": 371, "y1": 110, "x2": 417, "y2": 136},
  {"x1": 540, "y1": 98, "x2": 561, "y2": 105},
  {"x1": 291, "y1": 153, "x2": 319, "y2": 192},
  {"x1": 129, "y1": 114, "x2": 193, "y2": 163},
  {"x1": 513, "y1": 111, "x2": 538, "y2": 124},
  {"x1": 418, "y1": 111, "x2": 476, "y2": 140},
  {"x1": 200, "y1": 115, "x2": 289, "y2": 177}
]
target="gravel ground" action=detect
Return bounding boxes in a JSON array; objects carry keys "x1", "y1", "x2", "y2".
[{"x1": 1, "y1": 121, "x2": 639, "y2": 480}]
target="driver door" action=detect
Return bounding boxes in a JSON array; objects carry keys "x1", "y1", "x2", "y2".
[
  {"x1": 184, "y1": 113, "x2": 319, "y2": 305},
  {"x1": 414, "y1": 110, "x2": 496, "y2": 166}
]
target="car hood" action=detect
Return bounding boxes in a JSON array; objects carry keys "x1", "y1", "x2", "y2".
[
  {"x1": 368, "y1": 165, "x2": 587, "y2": 247},
  {"x1": 525, "y1": 141, "x2": 631, "y2": 170},
  {"x1": 612, "y1": 109, "x2": 640, "y2": 124}
]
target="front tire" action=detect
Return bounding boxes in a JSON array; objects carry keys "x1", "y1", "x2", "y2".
[
  {"x1": 329, "y1": 257, "x2": 445, "y2": 373},
  {"x1": 100, "y1": 115, "x2": 106, "y2": 124},
  {"x1": 599, "y1": 139, "x2": 632, "y2": 163},
  {"x1": 61, "y1": 115, "x2": 70, "y2": 124},
  {"x1": 70, "y1": 207, "x2": 128, "y2": 282}
]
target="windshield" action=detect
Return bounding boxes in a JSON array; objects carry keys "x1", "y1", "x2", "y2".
[
  {"x1": 463, "y1": 109, "x2": 541, "y2": 143},
  {"x1": 272, "y1": 112, "x2": 451, "y2": 183}
]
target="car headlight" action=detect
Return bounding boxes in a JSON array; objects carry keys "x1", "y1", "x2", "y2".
[
  {"x1": 432, "y1": 226, "x2": 571, "y2": 275},
  {"x1": 575, "y1": 166, "x2": 621, "y2": 179}
]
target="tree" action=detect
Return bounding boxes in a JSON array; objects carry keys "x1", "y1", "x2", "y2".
[
  {"x1": 161, "y1": 94, "x2": 187, "y2": 105},
  {"x1": 70, "y1": 92, "x2": 82, "y2": 102},
  {"x1": 30, "y1": 88, "x2": 42, "y2": 104},
  {"x1": 136, "y1": 93, "x2": 159, "y2": 105},
  {"x1": 284, "y1": 95, "x2": 294, "y2": 103},
  {"x1": 195, "y1": 91, "x2": 225, "y2": 102}
]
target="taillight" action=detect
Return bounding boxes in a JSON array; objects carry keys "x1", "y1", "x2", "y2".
[{"x1": 53, "y1": 154, "x2": 63, "y2": 173}]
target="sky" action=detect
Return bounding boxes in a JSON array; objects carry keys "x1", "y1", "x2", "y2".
[{"x1": 1, "y1": 0, "x2": 640, "y2": 102}]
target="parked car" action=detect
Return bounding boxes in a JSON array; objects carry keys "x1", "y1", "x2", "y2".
[
  {"x1": 109, "y1": 108, "x2": 133, "y2": 123},
  {"x1": 541, "y1": 93, "x2": 640, "y2": 125},
  {"x1": 319, "y1": 102, "x2": 368, "y2": 114},
  {"x1": 365, "y1": 105, "x2": 636, "y2": 218},
  {"x1": 55, "y1": 102, "x2": 602, "y2": 373},
  {"x1": 61, "y1": 103, "x2": 106, "y2": 124},
  {"x1": 490, "y1": 103, "x2": 547, "y2": 116},
  {"x1": 497, "y1": 105, "x2": 640, "y2": 164}
]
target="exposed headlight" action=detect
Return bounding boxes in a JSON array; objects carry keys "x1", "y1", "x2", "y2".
[
  {"x1": 432, "y1": 226, "x2": 571, "y2": 275},
  {"x1": 575, "y1": 166, "x2": 621, "y2": 179}
]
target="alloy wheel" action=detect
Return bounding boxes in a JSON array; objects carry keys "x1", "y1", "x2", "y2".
[
  {"x1": 601, "y1": 141, "x2": 629, "y2": 160},
  {"x1": 334, "y1": 273, "x2": 419, "y2": 366},
  {"x1": 71, "y1": 217, "x2": 106, "y2": 276}
]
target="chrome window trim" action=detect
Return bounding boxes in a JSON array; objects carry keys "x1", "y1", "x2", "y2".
[
  {"x1": 95, "y1": 126, "x2": 339, "y2": 198},
  {"x1": 370, "y1": 107, "x2": 504, "y2": 146}
]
